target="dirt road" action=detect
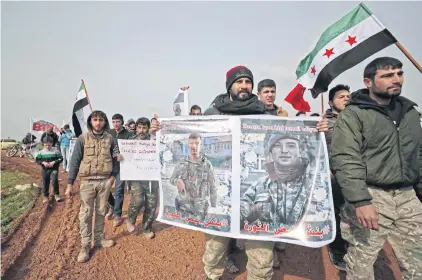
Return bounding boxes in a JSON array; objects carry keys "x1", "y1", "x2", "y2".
[{"x1": 1, "y1": 152, "x2": 401, "y2": 279}]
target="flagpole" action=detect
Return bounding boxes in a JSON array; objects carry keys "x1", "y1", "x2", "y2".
[
  {"x1": 395, "y1": 42, "x2": 422, "y2": 74},
  {"x1": 321, "y1": 94, "x2": 325, "y2": 114},
  {"x1": 81, "y1": 79, "x2": 93, "y2": 111}
]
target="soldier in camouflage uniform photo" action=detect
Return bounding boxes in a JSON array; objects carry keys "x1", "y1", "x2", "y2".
[
  {"x1": 241, "y1": 133, "x2": 312, "y2": 231},
  {"x1": 170, "y1": 133, "x2": 217, "y2": 220}
]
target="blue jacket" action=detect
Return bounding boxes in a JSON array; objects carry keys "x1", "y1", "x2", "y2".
[{"x1": 60, "y1": 131, "x2": 73, "y2": 147}]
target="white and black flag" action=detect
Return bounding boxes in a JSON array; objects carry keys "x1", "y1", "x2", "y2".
[
  {"x1": 72, "y1": 80, "x2": 92, "y2": 137},
  {"x1": 173, "y1": 86, "x2": 190, "y2": 116}
]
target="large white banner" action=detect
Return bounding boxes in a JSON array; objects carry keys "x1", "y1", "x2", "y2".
[
  {"x1": 118, "y1": 140, "x2": 160, "y2": 181},
  {"x1": 156, "y1": 116, "x2": 335, "y2": 248}
]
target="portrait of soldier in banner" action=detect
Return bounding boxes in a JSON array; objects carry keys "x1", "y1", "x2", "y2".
[
  {"x1": 240, "y1": 133, "x2": 314, "y2": 231},
  {"x1": 170, "y1": 133, "x2": 217, "y2": 219}
]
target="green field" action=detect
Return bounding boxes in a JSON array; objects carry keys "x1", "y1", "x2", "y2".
[{"x1": 1, "y1": 171, "x2": 39, "y2": 233}]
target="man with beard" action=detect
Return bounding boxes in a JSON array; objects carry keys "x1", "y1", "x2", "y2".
[
  {"x1": 125, "y1": 117, "x2": 159, "y2": 239},
  {"x1": 65, "y1": 110, "x2": 119, "y2": 263},
  {"x1": 241, "y1": 134, "x2": 311, "y2": 227},
  {"x1": 257, "y1": 79, "x2": 288, "y2": 117},
  {"x1": 170, "y1": 133, "x2": 216, "y2": 220},
  {"x1": 108, "y1": 113, "x2": 134, "y2": 227},
  {"x1": 203, "y1": 65, "x2": 329, "y2": 280},
  {"x1": 324, "y1": 84, "x2": 350, "y2": 271},
  {"x1": 331, "y1": 57, "x2": 422, "y2": 279}
]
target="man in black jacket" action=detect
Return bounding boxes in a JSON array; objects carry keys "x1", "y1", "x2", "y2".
[
  {"x1": 331, "y1": 57, "x2": 422, "y2": 279},
  {"x1": 324, "y1": 84, "x2": 351, "y2": 271},
  {"x1": 108, "y1": 113, "x2": 134, "y2": 226}
]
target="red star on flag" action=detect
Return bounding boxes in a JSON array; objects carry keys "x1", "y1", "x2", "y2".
[
  {"x1": 346, "y1": 35, "x2": 357, "y2": 46},
  {"x1": 311, "y1": 66, "x2": 317, "y2": 75},
  {"x1": 323, "y1": 48, "x2": 335, "y2": 58}
]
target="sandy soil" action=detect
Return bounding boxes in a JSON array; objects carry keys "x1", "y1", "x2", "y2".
[{"x1": 1, "y1": 151, "x2": 401, "y2": 279}]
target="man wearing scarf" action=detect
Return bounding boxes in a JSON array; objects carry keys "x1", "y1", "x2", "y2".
[
  {"x1": 203, "y1": 66, "x2": 275, "y2": 280},
  {"x1": 204, "y1": 66, "x2": 269, "y2": 116},
  {"x1": 241, "y1": 134, "x2": 311, "y2": 228}
]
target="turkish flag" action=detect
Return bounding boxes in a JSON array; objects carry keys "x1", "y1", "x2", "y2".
[{"x1": 284, "y1": 84, "x2": 311, "y2": 112}]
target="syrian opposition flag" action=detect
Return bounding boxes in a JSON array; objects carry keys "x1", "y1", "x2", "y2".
[
  {"x1": 72, "y1": 80, "x2": 92, "y2": 137},
  {"x1": 285, "y1": 3, "x2": 397, "y2": 111},
  {"x1": 173, "y1": 86, "x2": 190, "y2": 116}
]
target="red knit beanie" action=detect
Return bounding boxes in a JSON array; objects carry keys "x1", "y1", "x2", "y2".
[{"x1": 225, "y1": 65, "x2": 254, "y2": 92}]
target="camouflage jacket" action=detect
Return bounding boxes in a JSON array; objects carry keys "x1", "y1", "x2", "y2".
[
  {"x1": 241, "y1": 175, "x2": 311, "y2": 226},
  {"x1": 170, "y1": 156, "x2": 217, "y2": 207}
]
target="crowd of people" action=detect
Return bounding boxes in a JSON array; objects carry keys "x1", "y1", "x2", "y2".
[{"x1": 32, "y1": 56, "x2": 421, "y2": 280}]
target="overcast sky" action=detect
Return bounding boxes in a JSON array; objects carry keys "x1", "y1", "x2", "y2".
[{"x1": 2, "y1": 1, "x2": 422, "y2": 139}]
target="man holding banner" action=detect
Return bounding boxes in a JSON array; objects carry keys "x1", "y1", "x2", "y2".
[
  {"x1": 125, "y1": 117, "x2": 159, "y2": 239},
  {"x1": 202, "y1": 65, "x2": 329, "y2": 280}
]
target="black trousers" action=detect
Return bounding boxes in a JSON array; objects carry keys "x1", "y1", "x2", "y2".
[{"x1": 42, "y1": 168, "x2": 59, "y2": 196}]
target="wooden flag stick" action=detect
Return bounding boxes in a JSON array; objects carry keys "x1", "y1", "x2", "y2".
[
  {"x1": 321, "y1": 94, "x2": 325, "y2": 114},
  {"x1": 81, "y1": 79, "x2": 94, "y2": 111},
  {"x1": 395, "y1": 42, "x2": 422, "y2": 73}
]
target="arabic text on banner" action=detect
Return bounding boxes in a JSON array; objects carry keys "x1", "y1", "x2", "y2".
[
  {"x1": 118, "y1": 140, "x2": 160, "y2": 181},
  {"x1": 155, "y1": 116, "x2": 335, "y2": 248}
]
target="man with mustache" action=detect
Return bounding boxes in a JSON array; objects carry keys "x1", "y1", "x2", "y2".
[
  {"x1": 204, "y1": 66, "x2": 274, "y2": 279},
  {"x1": 331, "y1": 57, "x2": 422, "y2": 279},
  {"x1": 257, "y1": 79, "x2": 288, "y2": 117},
  {"x1": 170, "y1": 133, "x2": 216, "y2": 220},
  {"x1": 204, "y1": 66, "x2": 269, "y2": 116},
  {"x1": 324, "y1": 84, "x2": 351, "y2": 271},
  {"x1": 125, "y1": 117, "x2": 159, "y2": 239}
]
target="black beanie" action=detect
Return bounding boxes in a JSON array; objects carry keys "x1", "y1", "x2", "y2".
[{"x1": 225, "y1": 65, "x2": 254, "y2": 92}]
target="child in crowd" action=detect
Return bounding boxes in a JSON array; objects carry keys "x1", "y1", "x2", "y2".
[{"x1": 36, "y1": 136, "x2": 63, "y2": 203}]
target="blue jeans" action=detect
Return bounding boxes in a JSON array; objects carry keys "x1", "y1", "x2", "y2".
[{"x1": 113, "y1": 173, "x2": 125, "y2": 217}]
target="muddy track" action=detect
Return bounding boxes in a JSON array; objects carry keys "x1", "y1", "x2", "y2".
[{"x1": 1, "y1": 153, "x2": 402, "y2": 279}]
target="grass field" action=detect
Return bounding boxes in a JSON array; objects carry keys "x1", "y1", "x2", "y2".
[{"x1": 1, "y1": 171, "x2": 39, "y2": 233}]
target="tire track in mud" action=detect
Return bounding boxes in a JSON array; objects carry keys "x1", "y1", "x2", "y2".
[
  {"x1": 1, "y1": 154, "x2": 49, "y2": 277},
  {"x1": 3, "y1": 179, "x2": 80, "y2": 280}
]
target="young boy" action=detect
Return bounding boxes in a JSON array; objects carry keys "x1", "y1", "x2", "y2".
[{"x1": 36, "y1": 136, "x2": 63, "y2": 203}]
